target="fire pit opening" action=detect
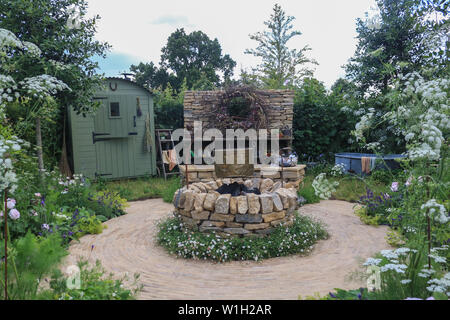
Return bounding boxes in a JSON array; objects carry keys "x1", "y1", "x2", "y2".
[{"x1": 216, "y1": 182, "x2": 261, "y2": 196}]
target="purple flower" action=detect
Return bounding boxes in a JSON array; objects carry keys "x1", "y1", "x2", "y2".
[
  {"x1": 7, "y1": 198, "x2": 16, "y2": 209},
  {"x1": 42, "y1": 223, "x2": 50, "y2": 231},
  {"x1": 329, "y1": 292, "x2": 336, "y2": 298},
  {"x1": 390, "y1": 182, "x2": 399, "y2": 192},
  {"x1": 9, "y1": 208, "x2": 20, "y2": 220}
]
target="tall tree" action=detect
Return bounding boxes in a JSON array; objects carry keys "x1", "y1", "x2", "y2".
[
  {"x1": 345, "y1": 0, "x2": 432, "y2": 94},
  {"x1": 0, "y1": 0, "x2": 110, "y2": 114},
  {"x1": 245, "y1": 4, "x2": 317, "y2": 89},
  {"x1": 129, "y1": 62, "x2": 176, "y2": 90},
  {"x1": 0, "y1": 0, "x2": 110, "y2": 172},
  {"x1": 160, "y1": 28, "x2": 236, "y2": 90}
]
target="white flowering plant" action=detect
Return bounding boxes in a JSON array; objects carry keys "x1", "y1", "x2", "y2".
[
  {"x1": 330, "y1": 163, "x2": 346, "y2": 177},
  {"x1": 361, "y1": 244, "x2": 449, "y2": 300},
  {"x1": 157, "y1": 213, "x2": 328, "y2": 263},
  {"x1": 311, "y1": 173, "x2": 339, "y2": 200},
  {"x1": 0, "y1": 27, "x2": 71, "y2": 176}
]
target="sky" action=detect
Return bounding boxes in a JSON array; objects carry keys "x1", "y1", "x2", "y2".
[{"x1": 87, "y1": 0, "x2": 377, "y2": 88}]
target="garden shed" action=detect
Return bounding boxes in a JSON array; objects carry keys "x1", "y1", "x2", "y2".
[{"x1": 68, "y1": 77, "x2": 157, "y2": 179}]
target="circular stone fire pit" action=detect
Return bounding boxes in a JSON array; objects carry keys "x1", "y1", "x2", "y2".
[{"x1": 172, "y1": 178, "x2": 299, "y2": 237}]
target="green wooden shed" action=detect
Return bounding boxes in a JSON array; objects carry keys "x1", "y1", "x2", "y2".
[{"x1": 68, "y1": 77, "x2": 157, "y2": 179}]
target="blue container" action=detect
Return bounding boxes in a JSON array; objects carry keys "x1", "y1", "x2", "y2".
[{"x1": 334, "y1": 153, "x2": 406, "y2": 175}]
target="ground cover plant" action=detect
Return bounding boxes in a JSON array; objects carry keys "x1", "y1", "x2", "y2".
[
  {"x1": 157, "y1": 213, "x2": 328, "y2": 263},
  {"x1": 103, "y1": 176, "x2": 181, "y2": 202}
]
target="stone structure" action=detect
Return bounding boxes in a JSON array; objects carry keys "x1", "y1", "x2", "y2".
[
  {"x1": 172, "y1": 178, "x2": 298, "y2": 237},
  {"x1": 174, "y1": 89, "x2": 302, "y2": 237},
  {"x1": 180, "y1": 164, "x2": 306, "y2": 190},
  {"x1": 183, "y1": 90, "x2": 294, "y2": 131}
]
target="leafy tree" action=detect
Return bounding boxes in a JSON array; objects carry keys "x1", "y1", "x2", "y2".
[
  {"x1": 345, "y1": 0, "x2": 432, "y2": 94},
  {"x1": 244, "y1": 4, "x2": 317, "y2": 89},
  {"x1": 129, "y1": 61, "x2": 177, "y2": 90},
  {"x1": 0, "y1": 0, "x2": 110, "y2": 171},
  {"x1": 0, "y1": 0, "x2": 110, "y2": 114},
  {"x1": 153, "y1": 80, "x2": 187, "y2": 130},
  {"x1": 160, "y1": 28, "x2": 236, "y2": 91}
]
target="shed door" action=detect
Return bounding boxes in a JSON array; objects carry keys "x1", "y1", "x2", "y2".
[{"x1": 93, "y1": 96, "x2": 136, "y2": 178}]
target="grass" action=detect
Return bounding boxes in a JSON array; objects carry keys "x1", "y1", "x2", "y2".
[
  {"x1": 101, "y1": 176, "x2": 181, "y2": 202},
  {"x1": 299, "y1": 173, "x2": 389, "y2": 203}
]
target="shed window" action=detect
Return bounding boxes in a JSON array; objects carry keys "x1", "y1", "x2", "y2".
[{"x1": 110, "y1": 102, "x2": 120, "y2": 117}]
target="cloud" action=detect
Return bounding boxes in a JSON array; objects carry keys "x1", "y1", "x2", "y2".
[{"x1": 151, "y1": 14, "x2": 194, "y2": 27}]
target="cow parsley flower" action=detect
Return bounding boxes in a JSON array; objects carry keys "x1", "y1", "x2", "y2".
[
  {"x1": 0, "y1": 28, "x2": 23, "y2": 50},
  {"x1": 23, "y1": 41, "x2": 41, "y2": 57},
  {"x1": 363, "y1": 258, "x2": 382, "y2": 266},
  {"x1": 20, "y1": 74, "x2": 71, "y2": 99},
  {"x1": 312, "y1": 173, "x2": 339, "y2": 200},
  {"x1": 401, "y1": 279, "x2": 412, "y2": 284},
  {"x1": 421, "y1": 199, "x2": 448, "y2": 224},
  {"x1": 380, "y1": 263, "x2": 407, "y2": 274}
]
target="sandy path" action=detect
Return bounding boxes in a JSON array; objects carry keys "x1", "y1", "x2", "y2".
[{"x1": 65, "y1": 199, "x2": 391, "y2": 299}]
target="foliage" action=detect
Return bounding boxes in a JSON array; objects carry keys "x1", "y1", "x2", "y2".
[
  {"x1": 0, "y1": 0, "x2": 110, "y2": 170},
  {"x1": 311, "y1": 173, "x2": 339, "y2": 200},
  {"x1": 152, "y1": 81, "x2": 185, "y2": 129},
  {"x1": 161, "y1": 28, "x2": 236, "y2": 91},
  {"x1": 354, "y1": 207, "x2": 383, "y2": 226},
  {"x1": 244, "y1": 4, "x2": 317, "y2": 88},
  {"x1": 40, "y1": 259, "x2": 142, "y2": 300},
  {"x1": 130, "y1": 61, "x2": 175, "y2": 91},
  {"x1": 292, "y1": 78, "x2": 358, "y2": 160},
  {"x1": 0, "y1": 232, "x2": 67, "y2": 299},
  {"x1": 0, "y1": 27, "x2": 71, "y2": 172},
  {"x1": 345, "y1": 0, "x2": 432, "y2": 94},
  {"x1": 357, "y1": 188, "x2": 395, "y2": 225},
  {"x1": 0, "y1": 0, "x2": 110, "y2": 114},
  {"x1": 385, "y1": 229, "x2": 407, "y2": 247},
  {"x1": 88, "y1": 190, "x2": 128, "y2": 220},
  {"x1": 2, "y1": 167, "x2": 127, "y2": 242},
  {"x1": 363, "y1": 245, "x2": 449, "y2": 300},
  {"x1": 157, "y1": 213, "x2": 328, "y2": 263},
  {"x1": 298, "y1": 184, "x2": 321, "y2": 204}
]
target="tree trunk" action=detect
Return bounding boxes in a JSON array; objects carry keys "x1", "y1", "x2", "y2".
[
  {"x1": 58, "y1": 110, "x2": 72, "y2": 177},
  {"x1": 35, "y1": 117, "x2": 44, "y2": 179}
]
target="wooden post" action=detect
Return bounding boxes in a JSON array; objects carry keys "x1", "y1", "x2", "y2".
[
  {"x1": 427, "y1": 214, "x2": 431, "y2": 270},
  {"x1": 3, "y1": 189, "x2": 8, "y2": 300}
]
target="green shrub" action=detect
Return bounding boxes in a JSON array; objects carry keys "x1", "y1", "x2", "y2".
[
  {"x1": 157, "y1": 213, "x2": 328, "y2": 263},
  {"x1": 292, "y1": 78, "x2": 358, "y2": 161},
  {"x1": 0, "y1": 232, "x2": 67, "y2": 300},
  {"x1": 39, "y1": 259, "x2": 142, "y2": 300},
  {"x1": 298, "y1": 185, "x2": 321, "y2": 204}
]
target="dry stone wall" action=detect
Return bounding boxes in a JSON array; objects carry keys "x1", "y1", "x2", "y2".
[
  {"x1": 183, "y1": 90, "x2": 294, "y2": 131},
  {"x1": 172, "y1": 179, "x2": 298, "y2": 237}
]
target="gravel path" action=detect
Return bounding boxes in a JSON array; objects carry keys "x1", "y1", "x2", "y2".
[{"x1": 65, "y1": 199, "x2": 391, "y2": 299}]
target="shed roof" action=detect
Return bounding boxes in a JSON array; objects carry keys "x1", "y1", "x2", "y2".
[{"x1": 105, "y1": 77, "x2": 154, "y2": 96}]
